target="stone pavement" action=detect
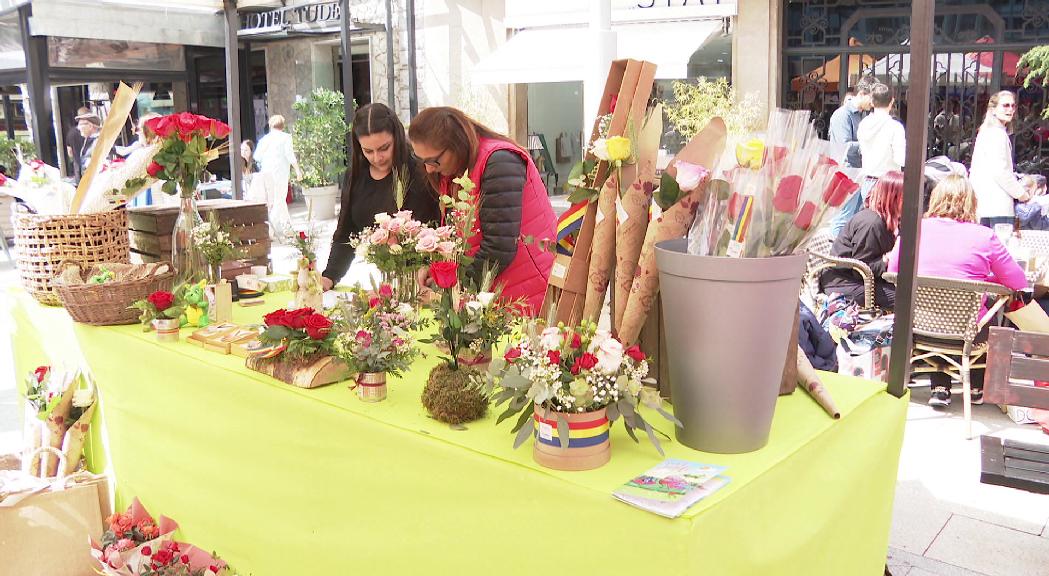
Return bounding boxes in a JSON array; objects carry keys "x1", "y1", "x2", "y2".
[{"x1": 2, "y1": 198, "x2": 1048, "y2": 573}]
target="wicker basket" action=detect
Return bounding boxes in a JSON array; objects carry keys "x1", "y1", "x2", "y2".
[
  {"x1": 52, "y1": 262, "x2": 174, "y2": 326},
  {"x1": 13, "y1": 210, "x2": 130, "y2": 305}
]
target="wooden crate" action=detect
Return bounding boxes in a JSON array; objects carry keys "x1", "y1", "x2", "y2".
[{"x1": 128, "y1": 200, "x2": 270, "y2": 267}]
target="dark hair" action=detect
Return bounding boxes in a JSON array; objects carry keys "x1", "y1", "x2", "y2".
[
  {"x1": 871, "y1": 83, "x2": 893, "y2": 108},
  {"x1": 345, "y1": 103, "x2": 431, "y2": 201},
  {"x1": 407, "y1": 106, "x2": 519, "y2": 188},
  {"x1": 241, "y1": 139, "x2": 254, "y2": 173}
]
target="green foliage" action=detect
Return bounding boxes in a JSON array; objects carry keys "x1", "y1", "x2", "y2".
[
  {"x1": 292, "y1": 88, "x2": 352, "y2": 188},
  {"x1": 663, "y1": 77, "x2": 763, "y2": 140},
  {"x1": 1019, "y1": 45, "x2": 1049, "y2": 119},
  {"x1": 0, "y1": 135, "x2": 35, "y2": 170},
  {"x1": 153, "y1": 135, "x2": 211, "y2": 196}
]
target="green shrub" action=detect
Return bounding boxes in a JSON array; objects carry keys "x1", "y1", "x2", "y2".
[
  {"x1": 292, "y1": 88, "x2": 352, "y2": 188},
  {"x1": 664, "y1": 77, "x2": 763, "y2": 140}
]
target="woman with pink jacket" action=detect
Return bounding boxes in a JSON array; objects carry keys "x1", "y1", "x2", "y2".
[{"x1": 887, "y1": 174, "x2": 1026, "y2": 407}]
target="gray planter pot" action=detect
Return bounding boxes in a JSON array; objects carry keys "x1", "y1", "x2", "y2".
[{"x1": 655, "y1": 239, "x2": 806, "y2": 454}]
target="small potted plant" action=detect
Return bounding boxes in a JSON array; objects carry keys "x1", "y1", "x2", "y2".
[
  {"x1": 130, "y1": 288, "x2": 186, "y2": 342},
  {"x1": 292, "y1": 87, "x2": 350, "y2": 220},
  {"x1": 333, "y1": 284, "x2": 425, "y2": 402},
  {"x1": 487, "y1": 320, "x2": 680, "y2": 471}
]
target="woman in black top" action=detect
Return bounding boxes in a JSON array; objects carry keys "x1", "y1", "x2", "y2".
[
  {"x1": 821, "y1": 170, "x2": 904, "y2": 310},
  {"x1": 321, "y1": 103, "x2": 440, "y2": 290}
]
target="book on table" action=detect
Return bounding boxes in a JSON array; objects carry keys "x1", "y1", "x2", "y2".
[{"x1": 613, "y1": 459, "x2": 730, "y2": 518}]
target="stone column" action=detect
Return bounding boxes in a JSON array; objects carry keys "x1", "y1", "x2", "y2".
[{"x1": 733, "y1": 0, "x2": 781, "y2": 126}]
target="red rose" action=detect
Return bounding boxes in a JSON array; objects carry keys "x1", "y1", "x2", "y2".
[
  {"x1": 378, "y1": 284, "x2": 394, "y2": 298},
  {"x1": 285, "y1": 308, "x2": 313, "y2": 330},
  {"x1": 625, "y1": 345, "x2": 645, "y2": 362},
  {"x1": 33, "y1": 366, "x2": 49, "y2": 383},
  {"x1": 177, "y1": 112, "x2": 199, "y2": 136},
  {"x1": 298, "y1": 231, "x2": 307, "y2": 241},
  {"x1": 146, "y1": 161, "x2": 164, "y2": 178},
  {"x1": 210, "y1": 119, "x2": 231, "y2": 139},
  {"x1": 142, "y1": 546, "x2": 152, "y2": 557},
  {"x1": 577, "y1": 352, "x2": 598, "y2": 371},
  {"x1": 429, "y1": 261, "x2": 459, "y2": 289},
  {"x1": 304, "y1": 313, "x2": 333, "y2": 340},
  {"x1": 147, "y1": 290, "x2": 175, "y2": 312},
  {"x1": 793, "y1": 201, "x2": 817, "y2": 231},
  {"x1": 772, "y1": 175, "x2": 802, "y2": 213},
  {"x1": 180, "y1": 555, "x2": 190, "y2": 565},
  {"x1": 504, "y1": 347, "x2": 522, "y2": 362},
  {"x1": 146, "y1": 116, "x2": 175, "y2": 139},
  {"x1": 368, "y1": 297, "x2": 381, "y2": 308},
  {"x1": 547, "y1": 350, "x2": 561, "y2": 366},
  {"x1": 263, "y1": 309, "x2": 289, "y2": 328},
  {"x1": 822, "y1": 172, "x2": 858, "y2": 208}
]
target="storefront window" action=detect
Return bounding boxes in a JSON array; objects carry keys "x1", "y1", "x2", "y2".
[
  {"x1": 48, "y1": 37, "x2": 186, "y2": 71},
  {"x1": 527, "y1": 82, "x2": 583, "y2": 195},
  {"x1": 0, "y1": 11, "x2": 24, "y2": 70}
]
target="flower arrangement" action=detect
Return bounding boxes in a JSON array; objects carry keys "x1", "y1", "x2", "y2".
[
  {"x1": 486, "y1": 320, "x2": 679, "y2": 453},
  {"x1": 287, "y1": 228, "x2": 324, "y2": 310},
  {"x1": 257, "y1": 307, "x2": 337, "y2": 360},
  {"x1": 21, "y1": 366, "x2": 96, "y2": 476},
  {"x1": 91, "y1": 498, "x2": 227, "y2": 576},
  {"x1": 353, "y1": 210, "x2": 448, "y2": 301},
  {"x1": 191, "y1": 213, "x2": 237, "y2": 271},
  {"x1": 23, "y1": 366, "x2": 93, "y2": 422},
  {"x1": 130, "y1": 289, "x2": 185, "y2": 328},
  {"x1": 0, "y1": 157, "x2": 77, "y2": 214},
  {"x1": 333, "y1": 284, "x2": 425, "y2": 377},
  {"x1": 144, "y1": 112, "x2": 231, "y2": 198}
]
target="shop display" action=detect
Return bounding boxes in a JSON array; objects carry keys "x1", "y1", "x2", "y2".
[
  {"x1": 21, "y1": 367, "x2": 96, "y2": 477},
  {"x1": 52, "y1": 262, "x2": 174, "y2": 326},
  {"x1": 487, "y1": 320, "x2": 679, "y2": 471}
]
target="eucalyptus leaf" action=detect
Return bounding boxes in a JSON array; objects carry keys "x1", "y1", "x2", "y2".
[
  {"x1": 556, "y1": 414, "x2": 570, "y2": 453},
  {"x1": 623, "y1": 419, "x2": 640, "y2": 444},
  {"x1": 497, "y1": 404, "x2": 520, "y2": 425},
  {"x1": 510, "y1": 401, "x2": 533, "y2": 432},
  {"x1": 657, "y1": 406, "x2": 683, "y2": 427},
  {"x1": 513, "y1": 413, "x2": 535, "y2": 449},
  {"x1": 606, "y1": 401, "x2": 620, "y2": 423},
  {"x1": 644, "y1": 421, "x2": 665, "y2": 456}
]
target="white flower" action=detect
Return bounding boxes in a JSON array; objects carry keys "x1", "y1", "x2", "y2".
[
  {"x1": 374, "y1": 213, "x2": 392, "y2": 225},
  {"x1": 72, "y1": 387, "x2": 93, "y2": 408},
  {"x1": 355, "y1": 242, "x2": 370, "y2": 260},
  {"x1": 590, "y1": 138, "x2": 610, "y2": 161},
  {"x1": 594, "y1": 337, "x2": 624, "y2": 374},
  {"x1": 539, "y1": 327, "x2": 562, "y2": 351},
  {"x1": 476, "y1": 292, "x2": 495, "y2": 307},
  {"x1": 397, "y1": 303, "x2": 413, "y2": 316},
  {"x1": 674, "y1": 161, "x2": 707, "y2": 193},
  {"x1": 465, "y1": 300, "x2": 484, "y2": 315}
]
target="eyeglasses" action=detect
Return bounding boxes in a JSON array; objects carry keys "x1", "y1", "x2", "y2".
[
  {"x1": 416, "y1": 148, "x2": 448, "y2": 167},
  {"x1": 1000, "y1": 103, "x2": 1017, "y2": 109}
]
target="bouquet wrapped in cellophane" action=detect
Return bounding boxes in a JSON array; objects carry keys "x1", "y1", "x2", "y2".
[{"x1": 687, "y1": 108, "x2": 859, "y2": 259}]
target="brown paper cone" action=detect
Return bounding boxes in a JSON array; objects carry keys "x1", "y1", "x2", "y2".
[
  {"x1": 61, "y1": 402, "x2": 96, "y2": 476},
  {"x1": 1005, "y1": 301, "x2": 1049, "y2": 333},
  {"x1": 23, "y1": 407, "x2": 45, "y2": 477},
  {"x1": 796, "y1": 349, "x2": 840, "y2": 419},
  {"x1": 618, "y1": 188, "x2": 704, "y2": 344},
  {"x1": 43, "y1": 384, "x2": 76, "y2": 477},
  {"x1": 582, "y1": 176, "x2": 620, "y2": 322}
]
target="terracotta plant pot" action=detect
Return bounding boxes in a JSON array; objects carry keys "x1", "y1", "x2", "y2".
[
  {"x1": 532, "y1": 406, "x2": 610, "y2": 471},
  {"x1": 152, "y1": 318, "x2": 180, "y2": 343},
  {"x1": 355, "y1": 372, "x2": 387, "y2": 402}
]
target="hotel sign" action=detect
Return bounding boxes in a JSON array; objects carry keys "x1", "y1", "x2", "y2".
[{"x1": 239, "y1": 1, "x2": 343, "y2": 37}]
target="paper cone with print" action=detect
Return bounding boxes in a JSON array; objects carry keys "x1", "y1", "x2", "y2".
[
  {"x1": 42, "y1": 380, "x2": 76, "y2": 477},
  {"x1": 582, "y1": 173, "x2": 622, "y2": 321},
  {"x1": 61, "y1": 400, "x2": 96, "y2": 475},
  {"x1": 619, "y1": 118, "x2": 727, "y2": 344},
  {"x1": 796, "y1": 348, "x2": 840, "y2": 419},
  {"x1": 612, "y1": 104, "x2": 663, "y2": 332}
]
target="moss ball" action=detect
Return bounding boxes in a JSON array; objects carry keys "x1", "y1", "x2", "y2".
[{"x1": 422, "y1": 364, "x2": 489, "y2": 425}]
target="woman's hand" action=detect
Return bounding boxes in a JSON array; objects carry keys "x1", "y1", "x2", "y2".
[
  {"x1": 416, "y1": 266, "x2": 433, "y2": 290},
  {"x1": 321, "y1": 276, "x2": 335, "y2": 291}
]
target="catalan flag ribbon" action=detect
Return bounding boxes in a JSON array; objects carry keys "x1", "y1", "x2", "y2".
[
  {"x1": 731, "y1": 195, "x2": 754, "y2": 245},
  {"x1": 533, "y1": 412, "x2": 610, "y2": 448},
  {"x1": 556, "y1": 201, "x2": 587, "y2": 255}
]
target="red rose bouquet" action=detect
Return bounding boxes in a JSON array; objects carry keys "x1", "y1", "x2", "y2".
[
  {"x1": 257, "y1": 306, "x2": 338, "y2": 360},
  {"x1": 486, "y1": 320, "x2": 680, "y2": 453},
  {"x1": 144, "y1": 112, "x2": 231, "y2": 198}
]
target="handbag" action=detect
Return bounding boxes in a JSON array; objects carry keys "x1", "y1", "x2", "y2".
[{"x1": 0, "y1": 447, "x2": 110, "y2": 576}]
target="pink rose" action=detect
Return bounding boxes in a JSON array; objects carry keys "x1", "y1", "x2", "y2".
[
  {"x1": 416, "y1": 229, "x2": 438, "y2": 252},
  {"x1": 369, "y1": 227, "x2": 389, "y2": 244},
  {"x1": 437, "y1": 241, "x2": 457, "y2": 257},
  {"x1": 394, "y1": 210, "x2": 414, "y2": 221},
  {"x1": 387, "y1": 217, "x2": 405, "y2": 233},
  {"x1": 115, "y1": 538, "x2": 134, "y2": 551},
  {"x1": 435, "y1": 226, "x2": 454, "y2": 240},
  {"x1": 403, "y1": 219, "x2": 422, "y2": 235}
]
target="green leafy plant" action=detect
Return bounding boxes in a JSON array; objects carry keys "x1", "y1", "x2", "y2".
[
  {"x1": 292, "y1": 88, "x2": 352, "y2": 188},
  {"x1": 0, "y1": 135, "x2": 36, "y2": 170},
  {"x1": 664, "y1": 77, "x2": 763, "y2": 140},
  {"x1": 1019, "y1": 45, "x2": 1049, "y2": 119}
]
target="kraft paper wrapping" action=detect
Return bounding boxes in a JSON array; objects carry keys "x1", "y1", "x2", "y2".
[
  {"x1": 796, "y1": 349, "x2": 841, "y2": 419},
  {"x1": 1005, "y1": 301, "x2": 1049, "y2": 333},
  {"x1": 618, "y1": 187, "x2": 704, "y2": 344},
  {"x1": 61, "y1": 402, "x2": 96, "y2": 476},
  {"x1": 71, "y1": 82, "x2": 143, "y2": 213},
  {"x1": 582, "y1": 175, "x2": 621, "y2": 322},
  {"x1": 612, "y1": 105, "x2": 664, "y2": 332},
  {"x1": 42, "y1": 383, "x2": 76, "y2": 477}
]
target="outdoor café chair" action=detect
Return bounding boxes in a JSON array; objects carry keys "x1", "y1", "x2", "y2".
[
  {"x1": 883, "y1": 273, "x2": 1014, "y2": 438},
  {"x1": 802, "y1": 228, "x2": 876, "y2": 311},
  {"x1": 980, "y1": 326, "x2": 1049, "y2": 494},
  {"x1": 1018, "y1": 229, "x2": 1049, "y2": 258}
]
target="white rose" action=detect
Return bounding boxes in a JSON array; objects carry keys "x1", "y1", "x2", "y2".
[
  {"x1": 594, "y1": 337, "x2": 624, "y2": 374},
  {"x1": 374, "y1": 213, "x2": 392, "y2": 225},
  {"x1": 476, "y1": 292, "x2": 495, "y2": 307},
  {"x1": 539, "y1": 327, "x2": 562, "y2": 351},
  {"x1": 397, "y1": 303, "x2": 413, "y2": 316},
  {"x1": 465, "y1": 300, "x2": 484, "y2": 314},
  {"x1": 587, "y1": 329, "x2": 612, "y2": 353},
  {"x1": 72, "y1": 387, "x2": 94, "y2": 408},
  {"x1": 591, "y1": 138, "x2": 610, "y2": 162}
]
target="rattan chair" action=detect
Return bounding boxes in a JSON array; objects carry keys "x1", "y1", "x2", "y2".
[
  {"x1": 802, "y1": 228, "x2": 876, "y2": 311},
  {"x1": 884, "y1": 273, "x2": 1014, "y2": 438},
  {"x1": 1018, "y1": 229, "x2": 1049, "y2": 257}
]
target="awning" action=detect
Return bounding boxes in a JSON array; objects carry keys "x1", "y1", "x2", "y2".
[{"x1": 473, "y1": 20, "x2": 723, "y2": 84}]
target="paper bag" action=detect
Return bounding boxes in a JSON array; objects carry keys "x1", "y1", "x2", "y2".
[
  {"x1": 0, "y1": 479, "x2": 105, "y2": 575},
  {"x1": 1005, "y1": 302, "x2": 1049, "y2": 333}
]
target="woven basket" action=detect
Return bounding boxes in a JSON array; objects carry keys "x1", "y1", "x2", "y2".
[
  {"x1": 52, "y1": 262, "x2": 174, "y2": 326},
  {"x1": 13, "y1": 210, "x2": 130, "y2": 305}
]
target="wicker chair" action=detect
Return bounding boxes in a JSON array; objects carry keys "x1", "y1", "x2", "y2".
[
  {"x1": 883, "y1": 273, "x2": 1014, "y2": 438},
  {"x1": 802, "y1": 228, "x2": 876, "y2": 311},
  {"x1": 1018, "y1": 229, "x2": 1049, "y2": 257}
]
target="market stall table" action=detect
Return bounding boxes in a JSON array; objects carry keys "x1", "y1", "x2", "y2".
[{"x1": 7, "y1": 288, "x2": 908, "y2": 575}]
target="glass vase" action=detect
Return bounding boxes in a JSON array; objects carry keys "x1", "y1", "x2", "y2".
[
  {"x1": 172, "y1": 193, "x2": 207, "y2": 285},
  {"x1": 206, "y1": 262, "x2": 223, "y2": 285}
]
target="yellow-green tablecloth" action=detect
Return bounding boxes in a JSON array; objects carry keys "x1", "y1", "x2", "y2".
[{"x1": 7, "y1": 288, "x2": 908, "y2": 575}]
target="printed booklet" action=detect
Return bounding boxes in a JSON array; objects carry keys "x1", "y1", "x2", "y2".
[{"x1": 613, "y1": 459, "x2": 730, "y2": 518}]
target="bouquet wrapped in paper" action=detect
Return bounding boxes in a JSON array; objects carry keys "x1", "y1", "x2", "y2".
[
  {"x1": 21, "y1": 367, "x2": 96, "y2": 477},
  {"x1": 91, "y1": 498, "x2": 228, "y2": 576}
]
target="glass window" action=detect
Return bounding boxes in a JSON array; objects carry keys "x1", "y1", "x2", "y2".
[
  {"x1": 48, "y1": 37, "x2": 185, "y2": 71},
  {"x1": 0, "y1": 11, "x2": 24, "y2": 70},
  {"x1": 527, "y1": 81, "x2": 583, "y2": 196}
]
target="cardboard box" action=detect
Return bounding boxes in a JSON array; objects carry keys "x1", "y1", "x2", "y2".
[
  {"x1": 836, "y1": 344, "x2": 891, "y2": 382},
  {"x1": 187, "y1": 323, "x2": 238, "y2": 347},
  {"x1": 1000, "y1": 404, "x2": 1039, "y2": 425}
]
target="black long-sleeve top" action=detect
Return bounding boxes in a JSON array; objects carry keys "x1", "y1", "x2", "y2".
[
  {"x1": 821, "y1": 208, "x2": 894, "y2": 294},
  {"x1": 322, "y1": 161, "x2": 440, "y2": 284}
]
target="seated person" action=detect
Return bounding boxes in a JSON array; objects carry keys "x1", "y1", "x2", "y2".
[
  {"x1": 887, "y1": 174, "x2": 1027, "y2": 407},
  {"x1": 1015, "y1": 174, "x2": 1049, "y2": 230},
  {"x1": 821, "y1": 171, "x2": 903, "y2": 310}
]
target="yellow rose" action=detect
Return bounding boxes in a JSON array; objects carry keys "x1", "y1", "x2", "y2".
[
  {"x1": 606, "y1": 136, "x2": 632, "y2": 163},
  {"x1": 735, "y1": 138, "x2": 765, "y2": 170}
]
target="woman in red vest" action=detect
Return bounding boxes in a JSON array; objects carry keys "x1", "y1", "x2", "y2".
[{"x1": 408, "y1": 107, "x2": 556, "y2": 315}]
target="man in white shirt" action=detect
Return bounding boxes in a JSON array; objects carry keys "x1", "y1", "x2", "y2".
[{"x1": 253, "y1": 114, "x2": 301, "y2": 235}]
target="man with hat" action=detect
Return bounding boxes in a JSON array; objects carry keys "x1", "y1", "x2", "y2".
[{"x1": 73, "y1": 109, "x2": 102, "y2": 180}]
